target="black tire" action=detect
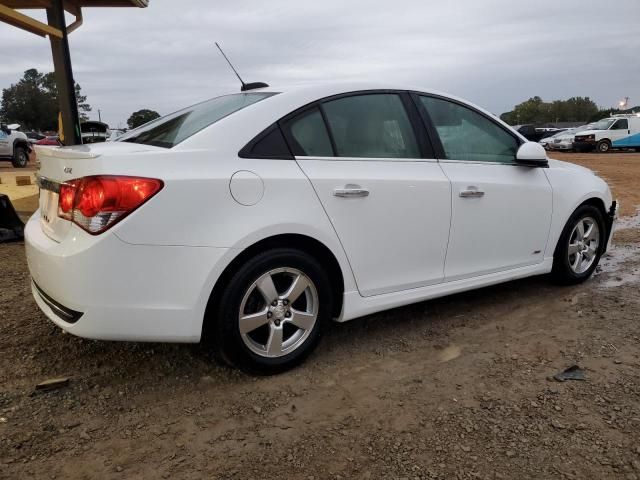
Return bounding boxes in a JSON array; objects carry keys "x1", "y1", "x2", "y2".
[
  {"x1": 596, "y1": 140, "x2": 611, "y2": 153},
  {"x1": 210, "y1": 248, "x2": 333, "y2": 375},
  {"x1": 552, "y1": 204, "x2": 606, "y2": 285},
  {"x1": 11, "y1": 146, "x2": 28, "y2": 168}
]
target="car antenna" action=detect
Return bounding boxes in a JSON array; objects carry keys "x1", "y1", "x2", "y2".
[{"x1": 214, "y1": 42, "x2": 269, "y2": 92}]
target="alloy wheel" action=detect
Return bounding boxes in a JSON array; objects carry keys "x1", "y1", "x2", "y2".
[
  {"x1": 567, "y1": 216, "x2": 600, "y2": 274},
  {"x1": 238, "y1": 267, "x2": 319, "y2": 358}
]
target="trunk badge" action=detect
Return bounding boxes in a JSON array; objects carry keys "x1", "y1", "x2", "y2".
[{"x1": 64, "y1": 167, "x2": 72, "y2": 174}]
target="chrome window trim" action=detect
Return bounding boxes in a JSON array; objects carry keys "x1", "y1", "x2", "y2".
[{"x1": 294, "y1": 155, "x2": 439, "y2": 163}]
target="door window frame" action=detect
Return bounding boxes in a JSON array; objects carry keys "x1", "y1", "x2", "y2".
[
  {"x1": 279, "y1": 90, "x2": 437, "y2": 161},
  {"x1": 410, "y1": 92, "x2": 524, "y2": 166}
]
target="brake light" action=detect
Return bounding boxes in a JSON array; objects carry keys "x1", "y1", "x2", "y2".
[{"x1": 57, "y1": 175, "x2": 163, "y2": 234}]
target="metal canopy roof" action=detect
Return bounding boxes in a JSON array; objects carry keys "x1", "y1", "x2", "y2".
[
  {"x1": 2, "y1": 1, "x2": 148, "y2": 8},
  {"x1": 0, "y1": 0, "x2": 147, "y2": 38}
]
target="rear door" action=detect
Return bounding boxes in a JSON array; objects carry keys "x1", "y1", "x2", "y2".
[
  {"x1": 283, "y1": 92, "x2": 452, "y2": 296},
  {"x1": 415, "y1": 94, "x2": 552, "y2": 281}
]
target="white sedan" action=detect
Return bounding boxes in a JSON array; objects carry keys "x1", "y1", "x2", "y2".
[{"x1": 26, "y1": 83, "x2": 617, "y2": 374}]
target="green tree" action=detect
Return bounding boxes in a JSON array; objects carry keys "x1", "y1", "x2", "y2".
[
  {"x1": 0, "y1": 68, "x2": 91, "y2": 131},
  {"x1": 127, "y1": 109, "x2": 161, "y2": 129},
  {"x1": 500, "y1": 96, "x2": 598, "y2": 125}
]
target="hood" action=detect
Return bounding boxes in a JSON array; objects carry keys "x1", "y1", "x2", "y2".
[{"x1": 574, "y1": 129, "x2": 600, "y2": 136}]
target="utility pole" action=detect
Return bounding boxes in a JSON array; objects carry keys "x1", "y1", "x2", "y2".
[{"x1": 46, "y1": 0, "x2": 81, "y2": 145}]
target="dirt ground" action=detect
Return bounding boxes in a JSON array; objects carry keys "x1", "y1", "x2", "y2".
[{"x1": 1, "y1": 152, "x2": 640, "y2": 480}]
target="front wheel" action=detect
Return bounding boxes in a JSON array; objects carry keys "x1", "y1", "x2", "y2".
[
  {"x1": 11, "y1": 146, "x2": 28, "y2": 168},
  {"x1": 596, "y1": 140, "x2": 611, "y2": 153},
  {"x1": 211, "y1": 248, "x2": 333, "y2": 374},
  {"x1": 552, "y1": 205, "x2": 606, "y2": 284}
]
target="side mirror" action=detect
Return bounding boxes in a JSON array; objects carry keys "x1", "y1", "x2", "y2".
[{"x1": 516, "y1": 142, "x2": 548, "y2": 167}]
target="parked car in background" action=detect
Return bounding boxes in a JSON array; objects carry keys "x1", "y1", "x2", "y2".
[
  {"x1": 539, "y1": 132, "x2": 562, "y2": 150},
  {"x1": 0, "y1": 123, "x2": 31, "y2": 167},
  {"x1": 81, "y1": 121, "x2": 109, "y2": 144},
  {"x1": 574, "y1": 114, "x2": 640, "y2": 153},
  {"x1": 546, "y1": 126, "x2": 591, "y2": 152},
  {"x1": 107, "y1": 129, "x2": 126, "y2": 141},
  {"x1": 26, "y1": 131, "x2": 45, "y2": 144},
  {"x1": 517, "y1": 125, "x2": 565, "y2": 142},
  {"x1": 26, "y1": 83, "x2": 617, "y2": 374},
  {"x1": 36, "y1": 136, "x2": 60, "y2": 146}
]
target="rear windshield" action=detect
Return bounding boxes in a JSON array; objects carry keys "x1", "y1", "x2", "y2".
[{"x1": 118, "y1": 92, "x2": 276, "y2": 148}]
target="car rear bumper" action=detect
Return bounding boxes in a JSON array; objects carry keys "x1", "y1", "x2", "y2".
[{"x1": 25, "y1": 211, "x2": 231, "y2": 342}]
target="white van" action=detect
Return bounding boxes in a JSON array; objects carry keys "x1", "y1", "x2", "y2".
[{"x1": 573, "y1": 114, "x2": 640, "y2": 153}]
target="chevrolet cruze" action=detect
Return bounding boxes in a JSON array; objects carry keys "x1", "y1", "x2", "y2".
[{"x1": 26, "y1": 83, "x2": 617, "y2": 374}]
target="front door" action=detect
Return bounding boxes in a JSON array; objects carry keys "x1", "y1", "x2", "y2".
[
  {"x1": 0, "y1": 130, "x2": 11, "y2": 157},
  {"x1": 416, "y1": 95, "x2": 553, "y2": 281},
  {"x1": 282, "y1": 93, "x2": 452, "y2": 296}
]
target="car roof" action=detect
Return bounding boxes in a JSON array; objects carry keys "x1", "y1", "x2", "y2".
[{"x1": 176, "y1": 81, "x2": 525, "y2": 151}]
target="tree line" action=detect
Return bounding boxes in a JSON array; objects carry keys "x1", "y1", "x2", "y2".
[
  {"x1": 0, "y1": 69, "x2": 160, "y2": 131},
  {"x1": 500, "y1": 96, "x2": 636, "y2": 125}
]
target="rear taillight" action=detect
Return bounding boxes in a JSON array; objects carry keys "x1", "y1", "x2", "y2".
[{"x1": 57, "y1": 175, "x2": 163, "y2": 234}]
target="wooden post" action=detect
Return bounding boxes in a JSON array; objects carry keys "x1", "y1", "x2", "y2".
[{"x1": 46, "y1": 0, "x2": 81, "y2": 145}]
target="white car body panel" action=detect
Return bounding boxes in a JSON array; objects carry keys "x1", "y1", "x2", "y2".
[
  {"x1": 439, "y1": 161, "x2": 552, "y2": 280},
  {"x1": 25, "y1": 83, "x2": 615, "y2": 343},
  {"x1": 296, "y1": 157, "x2": 451, "y2": 296}
]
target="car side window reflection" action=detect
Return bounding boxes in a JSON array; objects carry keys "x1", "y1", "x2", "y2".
[
  {"x1": 420, "y1": 96, "x2": 519, "y2": 163},
  {"x1": 611, "y1": 119, "x2": 628, "y2": 130},
  {"x1": 285, "y1": 108, "x2": 334, "y2": 157},
  {"x1": 322, "y1": 94, "x2": 420, "y2": 158}
]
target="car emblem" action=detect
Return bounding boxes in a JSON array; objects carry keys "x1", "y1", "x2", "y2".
[{"x1": 64, "y1": 167, "x2": 72, "y2": 174}]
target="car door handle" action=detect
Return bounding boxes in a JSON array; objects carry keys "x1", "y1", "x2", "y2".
[
  {"x1": 459, "y1": 187, "x2": 485, "y2": 198},
  {"x1": 333, "y1": 185, "x2": 370, "y2": 198}
]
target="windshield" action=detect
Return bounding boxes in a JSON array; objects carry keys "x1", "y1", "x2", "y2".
[
  {"x1": 118, "y1": 92, "x2": 276, "y2": 148},
  {"x1": 590, "y1": 118, "x2": 615, "y2": 131}
]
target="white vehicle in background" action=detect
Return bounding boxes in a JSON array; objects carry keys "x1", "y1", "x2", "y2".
[
  {"x1": 574, "y1": 114, "x2": 640, "y2": 153},
  {"x1": 0, "y1": 123, "x2": 30, "y2": 168},
  {"x1": 547, "y1": 126, "x2": 591, "y2": 152},
  {"x1": 107, "y1": 129, "x2": 126, "y2": 141},
  {"x1": 26, "y1": 83, "x2": 617, "y2": 374},
  {"x1": 539, "y1": 131, "x2": 563, "y2": 150}
]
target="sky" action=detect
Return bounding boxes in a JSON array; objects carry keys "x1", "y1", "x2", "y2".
[{"x1": 1, "y1": 0, "x2": 639, "y2": 129}]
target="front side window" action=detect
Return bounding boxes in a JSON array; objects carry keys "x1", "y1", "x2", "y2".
[
  {"x1": 611, "y1": 119, "x2": 629, "y2": 130},
  {"x1": 118, "y1": 92, "x2": 275, "y2": 148},
  {"x1": 591, "y1": 118, "x2": 615, "y2": 131},
  {"x1": 322, "y1": 94, "x2": 420, "y2": 158},
  {"x1": 420, "y1": 96, "x2": 519, "y2": 163}
]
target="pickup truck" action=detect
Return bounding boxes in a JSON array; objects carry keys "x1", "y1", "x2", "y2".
[{"x1": 0, "y1": 123, "x2": 31, "y2": 168}]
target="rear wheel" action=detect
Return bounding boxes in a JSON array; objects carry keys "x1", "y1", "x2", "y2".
[
  {"x1": 596, "y1": 140, "x2": 611, "y2": 153},
  {"x1": 11, "y1": 146, "x2": 27, "y2": 168},
  {"x1": 552, "y1": 205, "x2": 606, "y2": 284},
  {"x1": 211, "y1": 248, "x2": 333, "y2": 374}
]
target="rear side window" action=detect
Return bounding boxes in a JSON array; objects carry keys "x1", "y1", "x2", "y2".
[
  {"x1": 420, "y1": 96, "x2": 519, "y2": 163},
  {"x1": 284, "y1": 108, "x2": 334, "y2": 157},
  {"x1": 322, "y1": 94, "x2": 420, "y2": 158},
  {"x1": 118, "y1": 92, "x2": 275, "y2": 148}
]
